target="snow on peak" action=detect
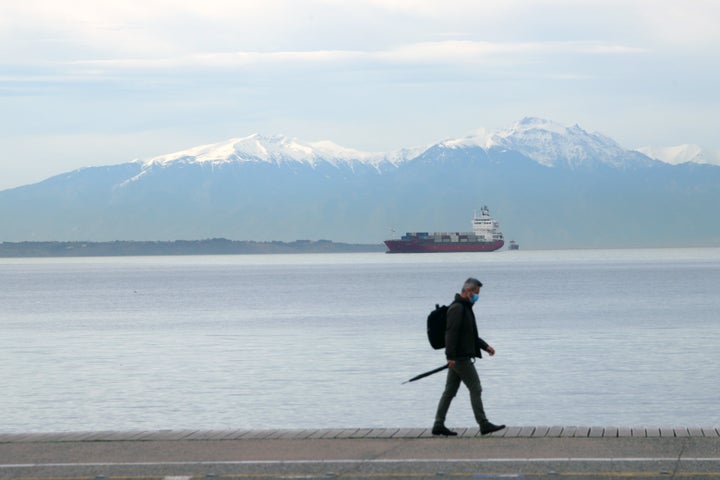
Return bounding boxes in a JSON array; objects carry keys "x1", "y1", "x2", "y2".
[
  {"x1": 436, "y1": 117, "x2": 637, "y2": 168},
  {"x1": 135, "y1": 117, "x2": 714, "y2": 175},
  {"x1": 439, "y1": 128, "x2": 493, "y2": 149},
  {"x1": 144, "y1": 133, "x2": 415, "y2": 169},
  {"x1": 635, "y1": 144, "x2": 720, "y2": 166},
  {"x1": 482, "y1": 117, "x2": 635, "y2": 168}
]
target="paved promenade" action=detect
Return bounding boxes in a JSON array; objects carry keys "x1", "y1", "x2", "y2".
[
  {"x1": 2, "y1": 427, "x2": 720, "y2": 479},
  {"x1": 2, "y1": 425, "x2": 719, "y2": 442}
]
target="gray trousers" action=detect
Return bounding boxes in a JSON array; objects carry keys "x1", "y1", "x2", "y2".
[{"x1": 434, "y1": 358, "x2": 488, "y2": 427}]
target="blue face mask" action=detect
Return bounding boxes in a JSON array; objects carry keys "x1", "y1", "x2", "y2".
[{"x1": 470, "y1": 292, "x2": 480, "y2": 303}]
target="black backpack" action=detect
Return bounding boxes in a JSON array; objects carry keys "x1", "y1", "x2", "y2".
[{"x1": 427, "y1": 303, "x2": 454, "y2": 349}]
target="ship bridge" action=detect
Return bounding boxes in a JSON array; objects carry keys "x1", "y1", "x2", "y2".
[{"x1": 472, "y1": 206, "x2": 504, "y2": 242}]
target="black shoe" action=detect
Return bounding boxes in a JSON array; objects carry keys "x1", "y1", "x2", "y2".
[
  {"x1": 432, "y1": 425, "x2": 458, "y2": 436},
  {"x1": 480, "y1": 421, "x2": 506, "y2": 435}
]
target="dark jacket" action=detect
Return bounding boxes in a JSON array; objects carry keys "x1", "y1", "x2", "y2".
[{"x1": 445, "y1": 294, "x2": 490, "y2": 361}]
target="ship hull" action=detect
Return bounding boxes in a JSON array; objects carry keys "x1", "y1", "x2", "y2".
[{"x1": 384, "y1": 239, "x2": 504, "y2": 253}]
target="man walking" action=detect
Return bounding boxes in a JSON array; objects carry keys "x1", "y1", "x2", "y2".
[{"x1": 432, "y1": 277, "x2": 506, "y2": 436}]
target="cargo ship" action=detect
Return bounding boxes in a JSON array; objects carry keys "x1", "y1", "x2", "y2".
[{"x1": 384, "y1": 206, "x2": 505, "y2": 253}]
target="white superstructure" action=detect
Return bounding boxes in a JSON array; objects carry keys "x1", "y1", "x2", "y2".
[{"x1": 472, "y1": 206, "x2": 504, "y2": 242}]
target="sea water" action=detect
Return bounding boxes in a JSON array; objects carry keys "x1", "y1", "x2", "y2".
[{"x1": 1, "y1": 248, "x2": 719, "y2": 433}]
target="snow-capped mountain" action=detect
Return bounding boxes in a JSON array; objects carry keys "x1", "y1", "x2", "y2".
[
  {"x1": 144, "y1": 133, "x2": 421, "y2": 169},
  {"x1": 440, "y1": 117, "x2": 655, "y2": 169},
  {"x1": 137, "y1": 117, "x2": 656, "y2": 173},
  {"x1": 1, "y1": 117, "x2": 718, "y2": 248},
  {"x1": 635, "y1": 144, "x2": 720, "y2": 166}
]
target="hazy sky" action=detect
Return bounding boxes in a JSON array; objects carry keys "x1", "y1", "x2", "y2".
[{"x1": 1, "y1": 0, "x2": 719, "y2": 190}]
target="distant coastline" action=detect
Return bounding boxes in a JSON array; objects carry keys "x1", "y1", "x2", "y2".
[{"x1": 0, "y1": 239, "x2": 386, "y2": 258}]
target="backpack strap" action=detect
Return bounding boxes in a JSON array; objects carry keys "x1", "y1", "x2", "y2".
[{"x1": 446, "y1": 299, "x2": 463, "y2": 359}]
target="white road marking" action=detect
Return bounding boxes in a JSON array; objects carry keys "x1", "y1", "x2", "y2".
[{"x1": 2, "y1": 457, "x2": 720, "y2": 468}]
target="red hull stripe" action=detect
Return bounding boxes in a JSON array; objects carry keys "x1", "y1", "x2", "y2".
[{"x1": 384, "y1": 240, "x2": 505, "y2": 253}]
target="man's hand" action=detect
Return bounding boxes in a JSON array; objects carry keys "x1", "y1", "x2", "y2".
[
  {"x1": 447, "y1": 360, "x2": 456, "y2": 368},
  {"x1": 485, "y1": 346, "x2": 496, "y2": 356}
]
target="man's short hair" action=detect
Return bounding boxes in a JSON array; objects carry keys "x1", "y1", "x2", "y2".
[{"x1": 462, "y1": 277, "x2": 483, "y2": 292}]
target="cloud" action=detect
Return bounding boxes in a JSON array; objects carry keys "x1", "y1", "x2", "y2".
[
  {"x1": 1, "y1": 0, "x2": 718, "y2": 193},
  {"x1": 45, "y1": 40, "x2": 644, "y2": 73},
  {"x1": 3, "y1": 0, "x2": 716, "y2": 63}
]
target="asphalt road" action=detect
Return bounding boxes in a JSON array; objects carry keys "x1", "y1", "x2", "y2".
[{"x1": 2, "y1": 434, "x2": 720, "y2": 479}]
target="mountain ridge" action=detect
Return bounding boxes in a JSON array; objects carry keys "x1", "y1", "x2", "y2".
[
  {"x1": 117, "y1": 117, "x2": 716, "y2": 173},
  {"x1": 1, "y1": 117, "x2": 718, "y2": 249},
  {"x1": 635, "y1": 144, "x2": 720, "y2": 166}
]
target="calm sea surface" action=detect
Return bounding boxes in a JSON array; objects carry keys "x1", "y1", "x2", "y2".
[{"x1": 2, "y1": 248, "x2": 719, "y2": 433}]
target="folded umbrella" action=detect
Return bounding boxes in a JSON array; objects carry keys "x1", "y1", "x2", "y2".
[{"x1": 402, "y1": 364, "x2": 448, "y2": 384}]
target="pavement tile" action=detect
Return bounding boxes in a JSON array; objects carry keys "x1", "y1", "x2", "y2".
[
  {"x1": 205, "y1": 430, "x2": 240, "y2": 440},
  {"x1": 503, "y1": 426, "x2": 522, "y2": 438},
  {"x1": 113, "y1": 431, "x2": 148, "y2": 440},
  {"x1": 348, "y1": 428, "x2": 372, "y2": 438},
  {"x1": 21, "y1": 432, "x2": 54, "y2": 442},
  {"x1": 631, "y1": 427, "x2": 646, "y2": 437},
  {"x1": 518, "y1": 426, "x2": 535, "y2": 437},
  {"x1": 68, "y1": 431, "x2": 110, "y2": 442},
  {"x1": 451, "y1": 427, "x2": 467, "y2": 438},
  {"x1": 59, "y1": 431, "x2": 105, "y2": 441},
  {"x1": 646, "y1": 427, "x2": 661, "y2": 437},
  {"x1": 659, "y1": 427, "x2": 675, "y2": 437},
  {"x1": 218, "y1": 430, "x2": 243, "y2": 439},
  {"x1": 306, "y1": 429, "x2": 327, "y2": 439},
  {"x1": 283, "y1": 429, "x2": 315, "y2": 439},
  {"x1": 560, "y1": 426, "x2": 577, "y2": 437},
  {"x1": 11, "y1": 432, "x2": 59, "y2": 442},
  {"x1": 588, "y1": 426, "x2": 604, "y2": 438},
  {"x1": 215, "y1": 429, "x2": 252, "y2": 440},
  {"x1": 108, "y1": 431, "x2": 154, "y2": 441},
  {"x1": 532, "y1": 426, "x2": 550, "y2": 437},
  {"x1": 392, "y1": 428, "x2": 426, "y2": 438},
  {"x1": 49, "y1": 433, "x2": 77, "y2": 441},
  {"x1": 487, "y1": 427, "x2": 507, "y2": 438},
  {"x1": 240, "y1": 429, "x2": 276, "y2": 439},
  {"x1": 320, "y1": 429, "x2": 347, "y2": 439},
  {"x1": 374, "y1": 428, "x2": 399, "y2": 438},
  {"x1": 702, "y1": 427, "x2": 719, "y2": 437},
  {"x1": 604, "y1": 427, "x2": 619, "y2": 438},
  {"x1": 461, "y1": 427, "x2": 480, "y2": 438},
  {"x1": 618, "y1": 427, "x2": 632, "y2": 437},
  {"x1": 170, "y1": 430, "x2": 203, "y2": 440},
  {"x1": 688, "y1": 427, "x2": 704, "y2": 437},
  {"x1": 100, "y1": 430, "x2": 153, "y2": 442},
  {"x1": 674, "y1": 427, "x2": 689, "y2": 437},
  {"x1": 574, "y1": 426, "x2": 590, "y2": 438},
  {"x1": 79, "y1": 431, "x2": 119, "y2": 441},
  {"x1": 547, "y1": 426, "x2": 564, "y2": 437},
  {"x1": 277, "y1": 429, "x2": 309, "y2": 439},
  {"x1": 181, "y1": 430, "x2": 221, "y2": 440},
  {"x1": 32, "y1": 432, "x2": 66, "y2": 441}
]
